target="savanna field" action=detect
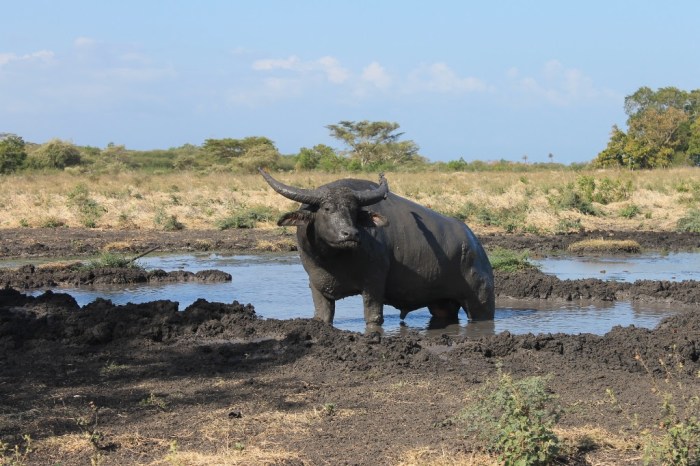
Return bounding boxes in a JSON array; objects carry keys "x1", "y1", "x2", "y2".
[{"x1": 1, "y1": 167, "x2": 699, "y2": 234}]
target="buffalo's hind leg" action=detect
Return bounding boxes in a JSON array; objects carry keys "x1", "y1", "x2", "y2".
[
  {"x1": 462, "y1": 291, "x2": 495, "y2": 321},
  {"x1": 428, "y1": 299, "x2": 460, "y2": 320},
  {"x1": 310, "y1": 285, "x2": 335, "y2": 324},
  {"x1": 428, "y1": 299, "x2": 460, "y2": 329}
]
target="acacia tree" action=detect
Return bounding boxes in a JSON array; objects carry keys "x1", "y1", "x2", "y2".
[{"x1": 326, "y1": 120, "x2": 421, "y2": 168}]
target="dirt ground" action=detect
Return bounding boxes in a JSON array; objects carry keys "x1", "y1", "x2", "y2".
[{"x1": 1, "y1": 228, "x2": 699, "y2": 465}]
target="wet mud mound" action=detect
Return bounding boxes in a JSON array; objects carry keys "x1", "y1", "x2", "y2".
[
  {"x1": 0, "y1": 263, "x2": 231, "y2": 289},
  {"x1": 496, "y1": 268, "x2": 700, "y2": 305},
  {"x1": 2, "y1": 287, "x2": 698, "y2": 378}
]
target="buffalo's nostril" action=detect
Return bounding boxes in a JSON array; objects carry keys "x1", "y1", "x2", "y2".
[{"x1": 341, "y1": 229, "x2": 359, "y2": 241}]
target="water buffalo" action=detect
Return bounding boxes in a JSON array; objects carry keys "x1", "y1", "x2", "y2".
[{"x1": 259, "y1": 169, "x2": 495, "y2": 328}]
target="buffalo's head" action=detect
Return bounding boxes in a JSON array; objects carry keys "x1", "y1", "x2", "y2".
[{"x1": 259, "y1": 169, "x2": 389, "y2": 249}]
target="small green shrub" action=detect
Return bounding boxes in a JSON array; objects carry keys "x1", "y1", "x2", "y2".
[
  {"x1": 67, "y1": 183, "x2": 106, "y2": 228},
  {"x1": 619, "y1": 204, "x2": 641, "y2": 219},
  {"x1": 39, "y1": 216, "x2": 65, "y2": 228},
  {"x1": 154, "y1": 209, "x2": 184, "y2": 231},
  {"x1": 216, "y1": 205, "x2": 277, "y2": 229},
  {"x1": 460, "y1": 370, "x2": 560, "y2": 466},
  {"x1": 643, "y1": 394, "x2": 700, "y2": 466},
  {"x1": 676, "y1": 209, "x2": 700, "y2": 233},
  {"x1": 84, "y1": 252, "x2": 141, "y2": 269},
  {"x1": 555, "y1": 218, "x2": 583, "y2": 233},
  {"x1": 550, "y1": 184, "x2": 598, "y2": 215},
  {"x1": 488, "y1": 247, "x2": 537, "y2": 272}
]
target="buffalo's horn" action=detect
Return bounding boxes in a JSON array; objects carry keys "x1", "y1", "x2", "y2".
[
  {"x1": 355, "y1": 173, "x2": 389, "y2": 206},
  {"x1": 258, "y1": 168, "x2": 323, "y2": 205}
]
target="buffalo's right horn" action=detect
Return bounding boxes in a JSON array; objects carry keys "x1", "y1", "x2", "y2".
[
  {"x1": 258, "y1": 168, "x2": 323, "y2": 205},
  {"x1": 355, "y1": 173, "x2": 389, "y2": 206}
]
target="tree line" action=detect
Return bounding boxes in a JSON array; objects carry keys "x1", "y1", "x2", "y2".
[
  {"x1": 3, "y1": 87, "x2": 698, "y2": 175},
  {"x1": 0, "y1": 121, "x2": 431, "y2": 175}
]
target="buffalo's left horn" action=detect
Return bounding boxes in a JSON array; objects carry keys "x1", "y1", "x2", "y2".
[
  {"x1": 258, "y1": 168, "x2": 324, "y2": 205},
  {"x1": 355, "y1": 173, "x2": 389, "y2": 206}
]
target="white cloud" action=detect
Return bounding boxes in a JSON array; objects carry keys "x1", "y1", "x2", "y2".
[
  {"x1": 74, "y1": 36, "x2": 97, "y2": 48},
  {"x1": 0, "y1": 50, "x2": 54, "y2": 67},
  {"x1": 252, "y1": 55, "x2": 348, "y2": 84},
  {"x1": 252, "y1": 55, "x2": 301, "y2": 71},
  {"x1": 404, "y1": 62, "x2": 489, "y2": 94},
  {"x1": 509, "y1": 60, "x2": 618, "y2": 106},
  {"x1": 361, "y1": 61, "x2": 391, "y2": 89},
  {"x1": 317, "y1": 56, "x2": 349, "y2": 84},
  {"x1": 234, "y1": 55, "x2": 493, "y2": 106}
]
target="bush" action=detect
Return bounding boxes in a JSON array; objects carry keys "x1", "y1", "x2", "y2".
[
  {"x1": 488, "y1": 247, "x2": 537, "y2": 272},
  {"x1": 0, "y1": 134, "x2": 27, "y2": 174},
  {"x1": 84, "y1": 252, "x2": 142, "y2": 269},
  {"x1": 619, "y1": 204, "x2": 641, "y2": 219},
  {"x1": 549, "y1": 183, "x2": 598, "y2": 215},
  {"x1": 216, "y1": 205, "x2": 278, "y2": 229},
  {"x1": 27, "y1": 139, "x2": 82, "y2": 169},
  {"x1": 460, "y1": 370, "x2": 561, "y2": 465},
  {"x1": 154, "y1": 209, "x2": 184, "y2": 231},
  {"x1": 676, "y1": 209, "x2": 700, "y2": 233},
  {"x1": 67, "y1": 184, "x2": 106, "y2": 228},
  {"x1": 643, "y1": 394, "x2": 700, "y2": 466}
]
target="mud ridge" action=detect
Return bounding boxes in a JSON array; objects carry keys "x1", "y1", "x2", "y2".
[{"x1": 0, "y1": 263, "x2": 231, "y2": 289}]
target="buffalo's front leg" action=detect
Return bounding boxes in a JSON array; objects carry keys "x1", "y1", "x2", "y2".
[
  {"x1": 310, "y1": 285, "x2": 335, "y2": 323},
  {"x1": 362, "y1": 291, "x2": 384, "y2": 327}
]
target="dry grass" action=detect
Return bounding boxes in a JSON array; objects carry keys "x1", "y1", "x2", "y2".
[
  {"x1": 0, "y1": 167, "x2": 697, "y2": 232},
  {"x1": 568, "y1": 239, "x2": 642, "y2": 254}
]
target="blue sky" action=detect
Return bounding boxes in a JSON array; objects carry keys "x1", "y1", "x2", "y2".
[{"x1": 2, "y1": 1, "x2": 698, "y2": 164}]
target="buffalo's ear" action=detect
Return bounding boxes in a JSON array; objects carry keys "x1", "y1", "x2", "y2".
[
  {"x1": 358, "y1": 209, "x2": 389, "y2": 228},
  {"x1": 278, "y1": 211, "x2": 314, "y2": 226}
]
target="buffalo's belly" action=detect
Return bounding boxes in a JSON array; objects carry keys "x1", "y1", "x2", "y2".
[{"x1": 383, "y1": 285, "x2": 460, "y2": 312}]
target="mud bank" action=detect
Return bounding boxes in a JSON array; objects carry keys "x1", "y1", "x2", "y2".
[
  {"x1": 1, "y1": 286, "x2": 699, "y2": 464},
  {"x1": 1, "y1": 227, "x2": 699, "y2": 260},
  {"x1": 0, "y1": 263, "x2": 231, "y2": 289}
]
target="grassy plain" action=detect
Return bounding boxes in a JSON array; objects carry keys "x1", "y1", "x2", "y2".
[{"x1": 1, "y1": 167, "x2": 699, "y2": 233}]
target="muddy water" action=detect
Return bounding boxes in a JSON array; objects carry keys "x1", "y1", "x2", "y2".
[
  {"x1": 535, "y1": 252, "x2": 700, "y2": 282},
  {"x1": 19, "y1": 252, "x2": 690, "y2": 337}
]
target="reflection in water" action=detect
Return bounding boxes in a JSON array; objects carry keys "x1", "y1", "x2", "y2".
[{"x1": 17, "y1": 252, "x2": 684, "y2": 337}]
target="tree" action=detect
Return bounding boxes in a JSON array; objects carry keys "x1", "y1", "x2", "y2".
[
  {"x1": 203, "y1": 136, "x2": 276, "y2": 161},
  {"x1": 27, "y1": 139, "x2": 82, "y2": 169},
  {"x1": 231, "y1": 143, "x2": 281, "y2": 172},
  {"x1": 0, "y1": 134, "x2": 27, "y2": 174},
  {"x1": 295, "y1": 144, "x2": 340, "y2": 170},
  {"x1": 326, "y1": 120, "x2": 421, "y2": 168},
  {"x1": 595, "y1": 86, "x2": 700, "y2": 168},
  {"x1": 594, "y1": 125, "x2": 631, "y2": 168},
  {"x1": 688, "y1": 117, "x2": 700, "y2": 166}
]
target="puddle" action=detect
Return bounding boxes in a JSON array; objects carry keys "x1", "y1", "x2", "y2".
[
  {"x1": 10, "y1": 252, "x2": 690, "y2": 337},
  {"x1": 534, "y1": 252, "x2": 700, "y2": 282}
]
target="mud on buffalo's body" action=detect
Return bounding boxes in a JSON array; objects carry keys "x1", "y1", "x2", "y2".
[{"x1": 259, "y1": 169, "x2": 495, "y2": 327}]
